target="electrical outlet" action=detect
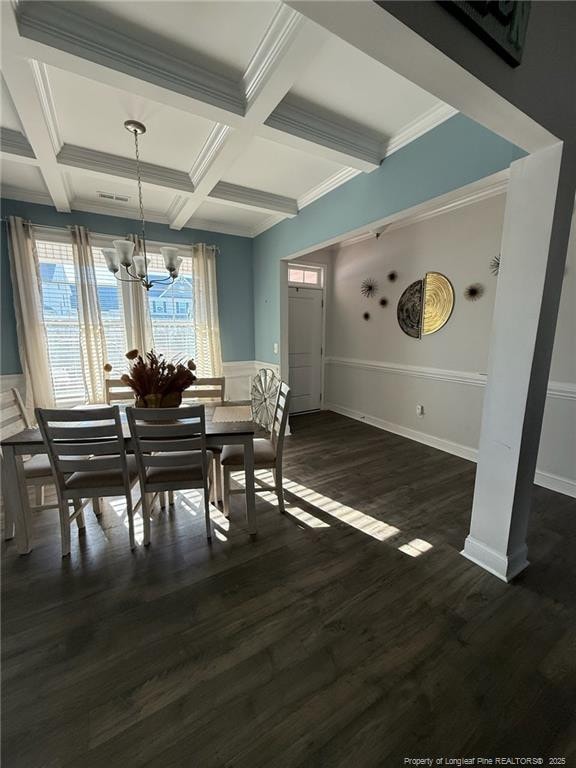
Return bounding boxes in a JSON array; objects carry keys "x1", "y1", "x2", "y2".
[{"x1": 416, "y1": 404, "x2": 424, "y2": 417}]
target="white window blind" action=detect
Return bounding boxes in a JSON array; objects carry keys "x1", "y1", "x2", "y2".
[
  {"x1": 145, "y1": 249, "x2": 196, "y2": 362},
  {"x1": 36, "y1": 239, "x2": 87, "y2": 406}
]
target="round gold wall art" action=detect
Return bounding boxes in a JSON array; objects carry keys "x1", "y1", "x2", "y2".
[
  {"x1": 422, "y1": 272, "x2": 454, "y2": 335},
  {"x1": 397, "y1": 272, "x2": 454, "y2": 338}
]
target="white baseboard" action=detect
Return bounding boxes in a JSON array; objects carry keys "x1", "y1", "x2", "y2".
[{"x1": 325, "y1": 401, "x2": 576, "y2": 499}]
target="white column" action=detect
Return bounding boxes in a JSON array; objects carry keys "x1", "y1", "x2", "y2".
[{"x1": 463, "y1": 142, "x2": 575, "y2": 581}]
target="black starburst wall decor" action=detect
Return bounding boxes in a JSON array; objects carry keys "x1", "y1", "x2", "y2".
[
  {"x1": 363, "y1": 312, "x2": 371, "y2": 321},
  {"x1": 360, "y1": 278, "x2": 378, "y2": 298},
  {"x1": 387, "y1": 271, "x2": 398, "y2": 282},
  {"x1": 464, "y1": 283, "x2": 484, "y2": 301},
  {"x1": 490, "y1": 254, "x2": 501, "y2": 276},
  {"x1": 379, "y1": 297, "x2": 388, "y2": 307}
]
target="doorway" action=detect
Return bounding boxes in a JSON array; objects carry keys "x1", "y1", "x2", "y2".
[{"x1": 287, "y1": 264, "x2": 324, "y2": 414}]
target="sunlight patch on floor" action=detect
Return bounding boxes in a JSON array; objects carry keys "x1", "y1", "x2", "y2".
[
  {"x1": 230, "y1": 470, "x2": 330, "y2": 529},
  {"x1": 281, "y1": 476, "x2": 400, "y2": 541},
  {"x1": 108, "y1": 496, "x2": 145, "y2": 545},
  {"x1": 398, "y1": 538, "x2": 433, "y2": 557},
  {"x1": 178, "y1": 489, "x2": 229, "y2": 539}
]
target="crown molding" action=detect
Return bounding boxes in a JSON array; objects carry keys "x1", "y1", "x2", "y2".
[
  {"x1": 29, "y1": 60, "x2": 62, "y2": 154},
  {"x1": 184, "y1": 216, "x2": 254, "y2": 238},
  {"x1": 298, "y1": 167, "x2": 361, "y2": 210},
  {"x1": 0, "y1": 127, "x2": 36, "y2": 160},
  {"x1": 265, "y1": 95, "x2": 382, "y2": 169},
  {"x1": 384, "y1": 103, "x2": 458, "y2": 157},
  {"x1": 56, "y1": 144, "x2": 195, "y2": 194},
  {"x1": 188, "y1": 124, "x2": 233, "y2": 189},
  {"x1": 210, "y1": 181, "x2": 298, "y2": 216},
  {"x1": 0, "y1": 185, "x2": 52, "y2": 206},
  {"x1": 15, "y1": 0, "x2": 245, "y2": 117},
  {"x1": 243, "y1": 5, "x2": 303, "y2": 110},
  {"x1": 251, "y1": 213, "x2": 287, "y2": 237}
]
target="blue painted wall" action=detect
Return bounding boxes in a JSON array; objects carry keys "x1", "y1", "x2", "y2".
[
  {"x1": 252, "y1": 114, "x2": 526, "y2": 363},
  {"x1": 0, "y1": 198, "x2": 254, "y2": 374}
]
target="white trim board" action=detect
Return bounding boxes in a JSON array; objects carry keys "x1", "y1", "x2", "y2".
[
  {"x1": 324, "y1": 357, "x2": 576, "y2": 402},
  {"x1": 323, "y1": 401, "x2": 575, "y2": 498}
]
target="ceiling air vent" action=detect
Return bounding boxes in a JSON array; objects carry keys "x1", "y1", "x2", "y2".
[{"x1": 97, "y1": 191, "x2": 130, "y2": 203}]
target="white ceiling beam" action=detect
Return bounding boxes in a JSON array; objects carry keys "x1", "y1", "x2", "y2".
[
  {"x1": 170, "y1": 6, "x2": 330, "y2": 229},
  {"x1": 1, "y1": 51, "x2": 70, "y2": 211},
  {"x1": 260, "y1": 95, "x2": 381, "y2": 171},
  {"x1": 209, "y1": 182, "x2": 298, "y2": 217},
  {"x1": 56, "y1": 144, "x2": 196, "y2": 195},
  {"x1": 12, "y1": 0, "x2": 246, "y2": 121}
]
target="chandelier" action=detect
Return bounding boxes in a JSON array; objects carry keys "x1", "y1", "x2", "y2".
[{"x1": 102, "y1": 120, "x2": 182, "y2": 290}]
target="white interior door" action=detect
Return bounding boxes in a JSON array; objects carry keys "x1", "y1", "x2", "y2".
[{"x1": 288, "y1": 285, "x2": 323, "y2": 413}]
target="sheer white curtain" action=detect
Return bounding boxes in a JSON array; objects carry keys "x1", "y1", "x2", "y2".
[
  {"x1": 192, "y1": 243, "x2": 223, "y2": 377},
  {"x1": 120, "y1": 234, "x2": 154, "y2": 355},
  {"x1": 7, "y1": 217, "x2": 55, "y2": 413},
  {"x1": 71, "y1": 226, "x2": 107, "y2": 402}
]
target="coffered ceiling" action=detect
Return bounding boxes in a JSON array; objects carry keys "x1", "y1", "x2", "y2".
[{"x1": 0, "y1": 0, "x2": 456, "y2": 238}]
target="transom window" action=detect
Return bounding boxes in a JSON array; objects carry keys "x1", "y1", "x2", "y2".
[{"x1": 288, "y1": 264, "x2": 323, "y2": 288}]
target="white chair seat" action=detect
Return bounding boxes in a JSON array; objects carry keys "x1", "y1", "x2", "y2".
[
  {"x1": 145, "y1": 451, "x2": 213, "y2": 484},
  {"x1": 221, "y1": 438, "x2": 276, "y2": 467},
  {"x1": 22, "y1": 454, "x2": 53, "y2": 479},
  {"x1": 65, "y1": 455, "x2": 138, "y2": 490}
]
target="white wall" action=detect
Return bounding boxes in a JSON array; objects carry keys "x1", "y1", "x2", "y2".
[{"x1": 323, "y1": 194, "x2": 576, "y2": 496}]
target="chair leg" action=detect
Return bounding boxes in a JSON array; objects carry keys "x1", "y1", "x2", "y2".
[
  {"x1": 92, "y1": 497, "x2": 102, "y2": 517},
  {"x1": 126, "y1": 489, "x2": 136, "y2": 550},
  {"x1": 204, "y1": 479, "x2": 212, "y2": 541},
  {"x1": 223, "y1": 467, "x2": 231, "y2": 518},
  {"x1": 141, "y1": 491, "x2": 152, "y2": 547},
  {"x1": 74, "y1": 500, "x2": 85, "y2": 530},
  {"x1": 275, "y1": 464, "x2": 285, "y2": 514},
  {"x1": 159, "y1": 492, "x2": 166, "y2": 511},
  {"x1": 168, "y1": 490, "x2": 175, "y2": 506},
  {"x1": 35, "y1": 485, "x2": 44, "y2": 506},
  {"x1": 213, "y1": 455, "x2": 222, "y2": 506},
  {"x1": 59, "y1": 500, "x2": 72, "y2": 557}
]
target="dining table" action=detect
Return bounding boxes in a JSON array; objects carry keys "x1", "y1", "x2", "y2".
[{"x1": 1, "y1": 402, "x2": 262, "y2": 555}]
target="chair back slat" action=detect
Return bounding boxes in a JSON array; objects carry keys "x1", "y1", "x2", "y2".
[
  {"x1": 126, "y1": 405, "x2": 209, "y2": 481},
  {"x1": 58, "y1": 457, "x2": 123, "y2": 474},
  {"x1": 270, "y1": 383, "x2": 291, "y2": 461},
  {"x1": 137, "y1": 437, "x2": 203, "y2": 454},
  {"x1": 104, "y1": 378, "x2": 135, "y2": 404},
  {"x1": 36, "y1": 406, "x2": 129, "y2": 497},
  {"x1": 48, "y1": 424, "x2": 120, "y2": 440},
  {"x1": 182, "y1": 377, "x2": 225, "y2": 404}
]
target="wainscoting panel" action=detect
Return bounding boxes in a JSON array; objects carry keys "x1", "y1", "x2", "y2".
[{"x1": 324, "y1": 357, "x2": 576, "y2": 498}]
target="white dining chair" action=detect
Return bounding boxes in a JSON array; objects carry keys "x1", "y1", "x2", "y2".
[
  {"x1": 126, "y1": 404, "x2": 213, "y2": 543},
  {"x1": 221, "y1": 382, "x2": 291, "y2": 517},
  {"x1": 182, "y1": 377, "x2": 226, "y2": 506},
  {"x1": 36, "y1": 406, "x2": 139, "y2": 557},
  {"x1": 1, "y1": 388, "x2": 56, "y2": 539}
]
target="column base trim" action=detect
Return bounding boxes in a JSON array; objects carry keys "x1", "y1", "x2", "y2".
[{"x1": 461, "y1": 535, "x2": 529, "y2": 582}]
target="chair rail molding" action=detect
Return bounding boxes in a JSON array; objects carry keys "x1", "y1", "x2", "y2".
[{"x1": 324, "y1": 356, "x2": 576, "y2": 401}]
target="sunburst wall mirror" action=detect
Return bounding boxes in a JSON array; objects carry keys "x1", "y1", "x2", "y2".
[{"x1": 397, "y1": 272, "x2": 454, "y2": 339}]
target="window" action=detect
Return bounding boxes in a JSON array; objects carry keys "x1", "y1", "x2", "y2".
[
  {"x1": 36, "y1": 239, "x2": 87, "y2": 406},
  {"x1": 92, "y1": 246, "x2": 127, "y2": 374},
  {"x1": 34, "y1": 233, "x2": 206, "y2": 405},
  {"x1": 288, "y1": 265, "x2": 323, "y2": 288},
  {"x1": 145, "y1": 250, "x2": 196, "y2": 362}
]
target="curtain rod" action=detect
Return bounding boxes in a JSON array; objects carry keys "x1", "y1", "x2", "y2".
[{"x1": 0, "y1": 218, "x2": 220, "y2": 254}]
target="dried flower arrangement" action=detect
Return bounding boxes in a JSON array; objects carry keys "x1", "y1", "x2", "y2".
[{"x1": 105, "y1": 350, "x2": 197, "y2": 407}]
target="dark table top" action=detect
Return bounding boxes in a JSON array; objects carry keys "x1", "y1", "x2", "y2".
[{"x1": 1, "y1": 403, "x2": 262, "y2": 447}]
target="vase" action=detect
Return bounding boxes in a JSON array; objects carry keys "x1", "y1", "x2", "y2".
[{"x1": 135, "y1": 392, "x2": 183, "y2": 408}]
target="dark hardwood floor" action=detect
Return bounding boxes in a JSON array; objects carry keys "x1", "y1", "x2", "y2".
[{"x1": 2, "y1": 411, "x2": 575, "y2": 767}]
